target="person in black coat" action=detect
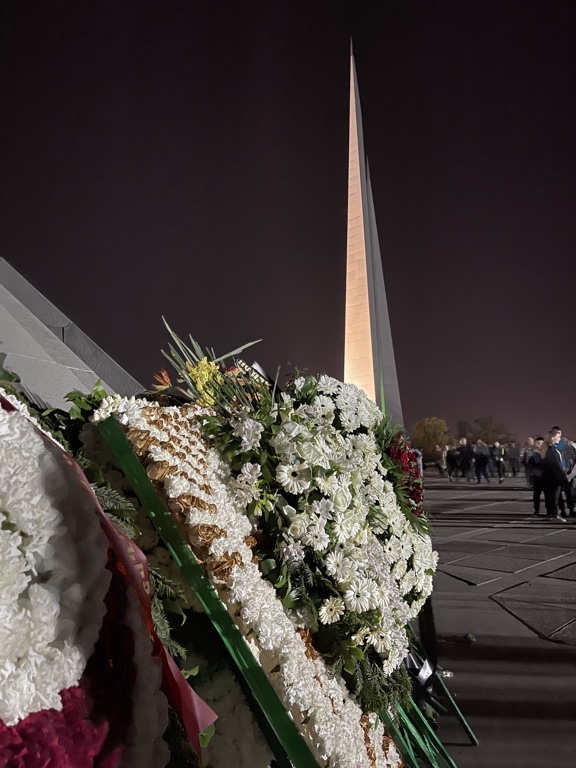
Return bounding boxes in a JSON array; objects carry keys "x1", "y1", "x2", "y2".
[
  {"x1": 528, "y1": 437, "x2": 545, "y2": 516},
  {"x1": 542, "y1": 429, "x2": 567, "y2": 519},
  {"x1": 457, "y1": 438, "x2": 473, "y2": 481}
]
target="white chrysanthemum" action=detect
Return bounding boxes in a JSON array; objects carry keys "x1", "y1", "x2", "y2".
[
  {"x1": 310, "y1": 394, "x2": 336, "y2": 424},
  {"x1": 344, "y1": 577, "x2": 377, "y2": 613},
  {"x1": 164, "y1": 474, "x2": 190, "y2": 498},
  {"x1": 366, "y1": 627, "x2": 392, "y2": 654},
  {"x1": 309, "y1": 497, "x2": 334, "y2": 525},
  {"x1": 302, "y1": 524, "x2": 330, "y2": 552},
  {"x1": 269, "y1": 431, "x2": 294, "y2": 459},
  {"x1": 316, "y1": 375, "x2": 340, "y2": 396},
  {"x1": 0, "y1": 409, "x2": 86, "y2": 725},
  {"x1": 276, "y1": 461, "x2": 312, "y2": 494},
  {"x1": 316, "y1": 473, "x2": 340, "y2": 497},
  {"x1": 232, "y1": 417, "x2": 263, "y2": 450},
  {"x1": 280, "y1": 541, "x2": 305, "y2": 565},
  {"x1": 239, "y1": 462, "x2": 261, "y2": 484},
  {"x1": 116, "y1": 390, "x2": 437, "y2": 768},
  {"x1": 318, "y1": 597, "x2": 345, "y2": 625},
  {"x1": 331, "y1": 512, "x2": 361, "y2": 545},
  {"x1": 324, "y1": 550, "x2": 358, "y2": 583}
]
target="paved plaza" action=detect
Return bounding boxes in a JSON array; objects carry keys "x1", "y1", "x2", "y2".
[{"x1": 426, "y1": 475, "x2": 576, "y2": 768}]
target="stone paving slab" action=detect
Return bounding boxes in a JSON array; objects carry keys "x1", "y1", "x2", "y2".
[
  {"x1": 500, "y1": 544, "x2": 573, "y2": 560},
  {"x1": 493, "y1": 577, "x2": 576, "y2": 609},
  {"x1": 523, "y1": 530, "x2": 576, "y2": 546},
  {"x1": 425, "y1": 476, "x2": 576, "y2": 766},
  {"x1": 473, "y1": 529, "x2": 544, "y2": 543},
  {"x1": 440, "y1": 564, "x2": 504, "y2": 586},
  {"x1": 436, "y1": 540, "x2": 504, "y2": 554},
  {"x1": 492, "y1": 598, "x2": 576, "y2": 640},
  {"x1": 549, "y1": 620, "x2": 576, "y2": 644},
  {"x1": 448, "y1": 553, "x2": 537, "y2": 573},
  {"x1": 543, "y1": 562, "x2": 576, "y2": 581},
  {"x1": 438, "y1": 550, "x2": 476, "y2": 565}
]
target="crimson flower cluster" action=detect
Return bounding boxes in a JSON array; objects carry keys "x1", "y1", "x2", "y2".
[
  {"x1": 387, "y1": 434, "x2": 424, "y2": 516},
  {"x1": 0, "y1": 686, "x2": 121, "y2": 768}
]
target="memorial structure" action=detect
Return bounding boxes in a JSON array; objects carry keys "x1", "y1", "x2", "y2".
[{"x1": 344, "y1": 50, "x2": 404, "y2": 426}]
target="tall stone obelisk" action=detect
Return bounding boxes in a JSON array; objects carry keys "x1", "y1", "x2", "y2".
[{"x1": 344, "y1": 49, "x2": 404, "y2": 427}]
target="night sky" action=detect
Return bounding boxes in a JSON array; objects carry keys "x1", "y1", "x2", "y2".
[{"x1": 1, "y1": 1, "x2": 575, "y2": 440}]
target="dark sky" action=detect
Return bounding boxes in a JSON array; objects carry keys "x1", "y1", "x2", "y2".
[{"x1": 1, "y1": 1, "x2": 575, "y2": 440}]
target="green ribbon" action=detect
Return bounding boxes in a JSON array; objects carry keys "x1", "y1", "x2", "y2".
[{"x1": 97, "y1": 416, "x2": 319, "y2": 768}]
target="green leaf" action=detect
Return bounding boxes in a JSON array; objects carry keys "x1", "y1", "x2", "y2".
[
  {"x1": 164, "y1": 599, "x2": 187, "y2": 624},
  {"x1": 0, "y1": 353, "x2": 20, "y2": 383},
  {"x1": 199, "y1": 723, "x2": 216, "y2": 749},
  {"x1": 259, "y1": 558, "x2": 277, "y2": 577},
  {"x1": 281, "y1": 588, "x2": 299, "y2": 609},
  {"x1": 274, "y1": 574, "x2": 287, "y2": 589},
  {"x1": 182, "y1": 665, "x2": 200, "y2": 679},
  {"x1": 343, "y1": 656, "x2": 357, "y2": 675}
]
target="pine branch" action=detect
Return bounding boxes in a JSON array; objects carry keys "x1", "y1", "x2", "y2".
[
  {"x1": 105, "y1": 513, "x2": 138, "y2": 539},
  {"x1": 149, "y1": 568, "x2": 186, "y2": 602},
  {"x1": 151, "y1": 596, "x2": 187, "y2": 659},
  {"x1": 92, "y1": 484, "x2": 136, "y2": 516}
]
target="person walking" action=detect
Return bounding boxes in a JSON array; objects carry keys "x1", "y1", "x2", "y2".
[
  {"x1": 474, "y1": 440, "x2": 491, "y2": 484},
  {"x1": 446, "y1": 444, "x2": 459, "y2": 482},
  {"x1": 508, "y1": 442, "x2": 521, "y2": 477},
  {"x1": 520, "y1": 437, "x2": 536, "y2": 488},
  {"x1": 490, "y1": 441, "x2": 506, "y2": 484},
  {"x1": 528, "y1": 437, "x2": 545, "y2": 515},
  {"x1": 542, "y1": 429, "x2": 567, "y2": 519},
  {"x1": 457, "y1": 438, "x2": 473, "y2": 481},
  {"x1": 435, "y1": 444, "x2": 448, "y2": 477}
]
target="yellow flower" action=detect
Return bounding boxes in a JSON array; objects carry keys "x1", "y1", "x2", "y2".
[{"x1": 186, "y1": 358, "x2": 222, "y2": 405}]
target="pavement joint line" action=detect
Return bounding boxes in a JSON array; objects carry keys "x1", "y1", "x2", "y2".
[
  {"x1": 487, "y1": 595, "x2": 552, "y2": 641},
  {"x1": 438, "y1": 568, "x2": 503, "y2": 587},
  {"x1": 434, "y1": 527, "x2": 492, "y2": 539},
  {"x1": 506, "y1": 551, "x2": 574, "y2": 574},
  {"x1": 549, "y1": 618, "x2": 576, "y2": 638},
  {"x1": 431, "y1": 500, "x2": 526, "y2": 514}
]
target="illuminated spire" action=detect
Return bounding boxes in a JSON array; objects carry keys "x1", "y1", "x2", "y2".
[{"x1": 344, "y1": 49, "x2": 403, "y2": 426}]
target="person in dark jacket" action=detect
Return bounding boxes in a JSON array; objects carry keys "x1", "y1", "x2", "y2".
[
  {"x1": 457, "y1": 438, "x2": 473, "y2": 481},
  {"x1": 542, "y1": 429, "x2": 567, "y2": 519},
  {"x1": 490, "y1": 441, "x2": 506, "y2": 484},
  {"x1": 528, "y1": 437, "x2": 545, "y2": 516},
  {"x1": 474, "y1": 440, "x2": 491, "y2": 484},
  {"x1": 550, "y1": 426, "x2": 575, "y2": 517},
  {"x1": 446, "y1": 444, "x2": 459, "y2": 482}
]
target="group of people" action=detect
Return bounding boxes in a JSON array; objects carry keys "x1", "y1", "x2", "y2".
[
  {"x1": 520, "y1": 431, "x2": 576, "y2": 519},
  {"x1": 435, "y1": 429, "x2": 576, "y2": 519},
  {"x1": 436, "y1": 439, "x2": 522, "y2": 484}
]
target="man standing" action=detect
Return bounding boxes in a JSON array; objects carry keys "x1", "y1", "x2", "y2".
[
  {"x1": 551, "y1": 426, "x2": 575, "y2": 517},
  {"x1": 520, "y1": 437, "x2": 536, "y2": 488},
  {"x1": 528, "y1": 437, "x2": 545, "y2": 515},
  {"x1": 507, "y1": 442, "x2": 521, "y2": 477},
  {"x1": 543, "y1": 429, "x2": 567, "y2": 519}
]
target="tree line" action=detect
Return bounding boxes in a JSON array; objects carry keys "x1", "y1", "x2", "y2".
[{"x1": 410, "y1": 416, "x2": 516, "y2": 459}]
